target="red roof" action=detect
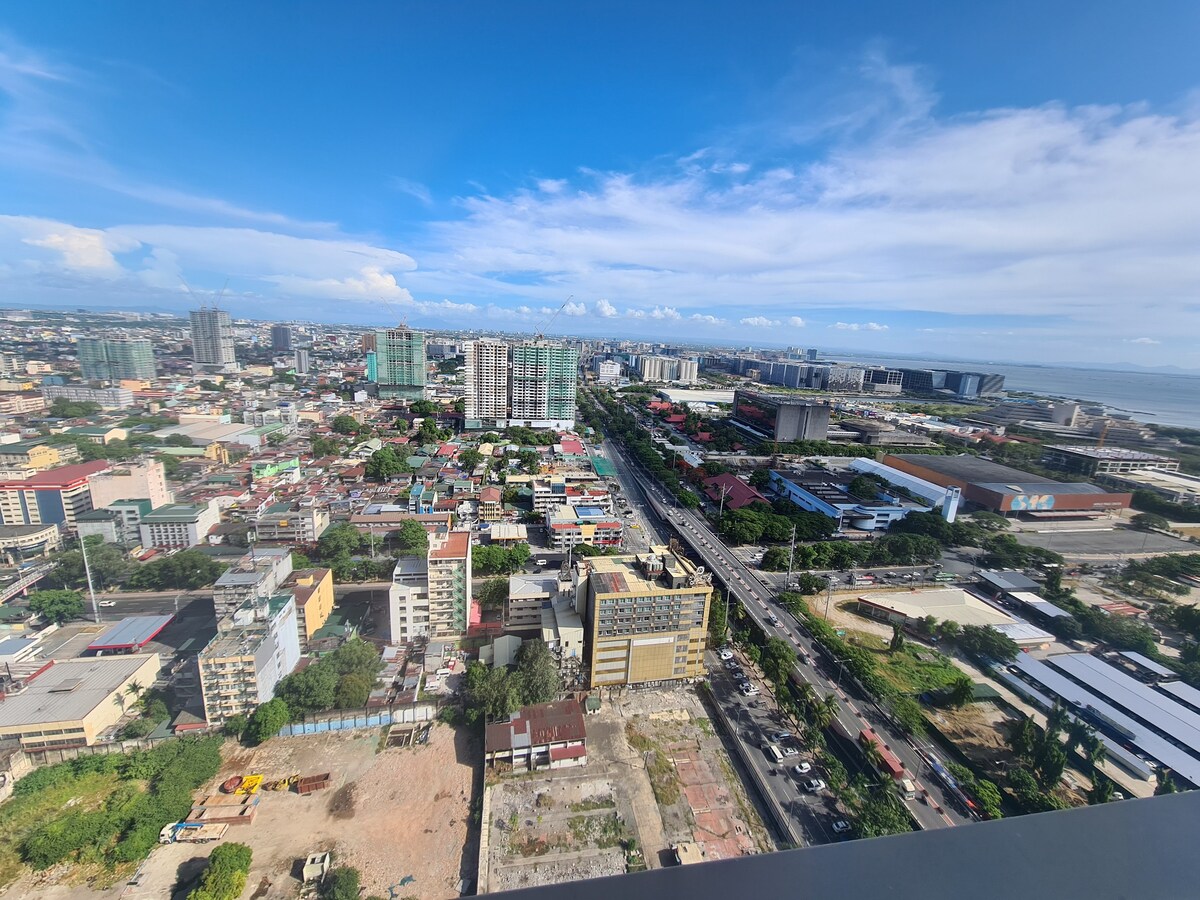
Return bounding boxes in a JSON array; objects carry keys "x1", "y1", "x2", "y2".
[
  {"x1": 558, "y1": 439, "x2": 585, "y2": 455},
  {"x1": 430, "y1": 530, "x2": 470, "y2": 559},
  {"x1": 665, "y1": 414, "x2": 686, "y2": 424},
  {"x1": 485, "y1": 699, "x2": 587, "y2": 753},
  {"x1": 437, "y1": 443, "x2": 457, "y2": 457},
  {"x1": 0, "y1": 459, "x2": 110, "y2": 489},
  {"x1": 550, "y1": 744, "x2": 588, "y2": 761},
  {"x1": 480, "y1": 487, "x2": 502, "y2": 502},
  {"x1": 703, "y1": 473, "x2": 767, "y2": 510}
]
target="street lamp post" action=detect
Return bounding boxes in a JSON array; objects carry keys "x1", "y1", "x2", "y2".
[{"x1": 80, "y1": 535, "x2": 100, "y2": 624}]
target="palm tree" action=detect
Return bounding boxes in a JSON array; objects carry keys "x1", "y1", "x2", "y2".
[
  {"x1": 1045, "y1": 704, "x2": 1069, "y2": 743},
  {"x1": 1065, "y1": 718, "x2": 1093, "y2": 756},
  {"x1": 112, "y1": 694, "x2": 126, "y2": 714},
  {"x1": 125, "y1": 680, "x2": 143, "y2": 699},
  {"x1": 812, "y1": 693, "x2": 840, "y2": 731},
  {"x1": 1083, "y1": 733, "x2": 1108, "y2": 773}
]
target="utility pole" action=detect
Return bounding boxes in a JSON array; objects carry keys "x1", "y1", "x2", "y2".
[
  {"x1": 785, "y1": 525, "x2": 797, "y2": 587},
  {"x1": 718, "y1": 483, "x2": 732, "y2": 521},
  {"x1": 824, "y1": 575, "x2": 834, "y2": 621},
  {"x1": 80, "y1": 535, "x2": 100, "y2": 624}
]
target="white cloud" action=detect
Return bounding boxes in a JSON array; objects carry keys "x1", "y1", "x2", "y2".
[
  {"x1": 626, "y1": 308, "x2": 646, "y2": 319},
  {"x1": 516, "y1": 305, "x2": 533, "y2": 315},
  {"x1": 787, "y1": 316, "x2": 807, "y2": 327},
  {"x1": 649, "y1": 306, "x2": 681, "y2": 320},
  {"x1": 691, "y1": 314, "x2": 725, "y2": 325},
  {"x1": 563, "y1": 300, "x2": 587, "y2": 316},
  {"x1": 595, "y1": 298, "x2": 618, "y2": 317},
  {"x1": 1128, "y1": 337, "x2": 1160, "y2": 344},
  {"x1": 390, "y1": 176, "x2": 433, "y2": 206},
  {"x1": 831, "y1": 321, "x2": 889, "y2": 331},
  {"x1": 740, "y1": 316, "x2": 779, "y2": 328},
  {"x1": 14, "y1": 218, "x2": 138, "y2": 273}
]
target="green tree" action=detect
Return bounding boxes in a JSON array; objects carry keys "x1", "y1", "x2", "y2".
[
  {"x1": 955, "y1": 624, "x2": 1019, "y2": 662},
  {"x1": 390, "y1": 520, "x2": 429, "y2": 556},
  {"x1": 515, "y1": 640, "x2": 561, "y2": 705},
  {"x1": 364, "y1": 446, "x2": 412, "y2": 480},
  {"x1": 409, "y1": 399, "x2": 438, "y2": 416},
  {"x1": 188, "y1": 842, "x2": 253, "y2": 900},
  {"x1": 335, "y1": 674, "x2": 372, "y2": 709},
  {"x1": 748, "y1": 468, "x2": 771, "y2": 489},
  {"x1": 28, "y1": 589, "x2": 85, "y2": 624},
  {"x1": 311, "y1": 434, "x2": 342, "y2": 457},
  {"x1": 1131, "y1": 512, "x2": 1170, "y2": 532},
  {"x1": 707, "y1": 590, "x2": 728, "y2": 647},
  {"x1": 459, "y1": 447, "x2": 484, "y2": 470},
  {"x1": 328, "y1": 638, "x2": 383, "y2": 680},
  {"x1": 222, "y1": 714, "x2": 247, "y2": 739},
  {"x1": 330, "y1": 414, "x2": 362, "y2": 435},
  {"x1": 477, "y1": 578, "x2": 509, "y2": 610},
  {"x1": 317, "y1": 523, "x2": 364, "y2": 559},
  {"x1": 244, "y1": 699, "x2": 290, "y2": 745},
  {"x1": 322, "y1": 866, "x2": 363, "y2": 900},
  {"x1": 48, "y1": 398, "x2": 101, "y2": 418},
  {"x1": 948, "y1": 675, "x2": 974, "y2": 708},
  {"x1": 1155, "y1": 769, "x2": 1179, "y2": 795},
  {"x1": 462, "y1": 661, "x2": 521, "y2": 723},
  {"x1": 275, "y1": 666, "x2": 338, "y2": 717},
  {"x1": 889, "y1": 624, "x2": 905, "y2": 653}
]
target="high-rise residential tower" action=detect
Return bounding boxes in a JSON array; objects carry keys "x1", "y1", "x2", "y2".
[
  {"x1": 464, "y1": 339, "x2": 511, "y2": 428},
  {"x1": 510, "y1": 340, "x2": 578, "y2": 427},
  {"x1": 271, "y1": 324, "x2": 293, "y2": 352},
  {"x1": 189, "y1": 308, "x2": 236, "y2": 371},
  {"x1": 78, "y1": 338, "x2": 156, "y2": 381},
  {"x1": 372, "y1": 327, "x2": 426, "y2": 400}
]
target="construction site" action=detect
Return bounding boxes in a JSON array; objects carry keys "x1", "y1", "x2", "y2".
[
  {"x1": 123, "y1": 723, "x2": 478, "y2": 900},
  {"x1": 481, "y1": 687, "x2": 768, "y2": 894}
]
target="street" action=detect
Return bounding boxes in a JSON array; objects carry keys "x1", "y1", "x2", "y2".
[{"x1": 602, "y1": 437, "x2": 974, "y2": 832}]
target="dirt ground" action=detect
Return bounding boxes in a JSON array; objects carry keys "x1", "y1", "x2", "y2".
[
  {"x1": 924, "y1": 702, "x2": 1017, "y2": 781},
  {"x1": 120, "y1": 724, "x2": 477, "y2": 900},
  {"x1": 483, "y1": 687, "x2": 766, "y2": 894}
]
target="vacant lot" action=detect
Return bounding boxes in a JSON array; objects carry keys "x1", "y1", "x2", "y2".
[
  {"x1": 120, "y1": 725, "x2": 477, "y2": 900},
  {"x1": 483, "y1": 688, "x2": 766, "y2": 894},
  {"x1": 1015, "y1": 527, "x2": 1197, "y2": 560}
]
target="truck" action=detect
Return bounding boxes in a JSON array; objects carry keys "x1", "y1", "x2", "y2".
[{"x1": 159, "y1": 822, "x2": 228, "y2": 844}]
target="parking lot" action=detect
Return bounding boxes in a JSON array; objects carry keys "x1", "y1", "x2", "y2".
[{"x1": 1014, "y1": 526, "x2": 1197, "y2": 560}]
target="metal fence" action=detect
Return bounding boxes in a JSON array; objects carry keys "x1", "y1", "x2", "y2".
[{"x1": 275, "y1": 703, "x2": 437, "y2": 737}]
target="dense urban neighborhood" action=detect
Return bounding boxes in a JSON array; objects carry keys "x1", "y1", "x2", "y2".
[{"x1": 0, "y1": 307, "x2": 1195, "y2": 899}]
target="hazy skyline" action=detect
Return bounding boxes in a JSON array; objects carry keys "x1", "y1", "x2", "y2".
[{"x1": 1, "y1": 2, "x2": 1198, "y2": 365}]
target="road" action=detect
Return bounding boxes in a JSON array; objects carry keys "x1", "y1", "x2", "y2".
[
  {"x1": 602, "y1": 436, "x2": 974, "y2": 832},
  {"x1": 82, "y1": 582, "x2": 394, "y2": 623}
]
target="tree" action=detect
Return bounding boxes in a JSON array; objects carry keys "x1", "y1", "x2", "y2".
[
  {"x1": 311, "y1": 434, "x2": 341, "y2": 457},
  {"x1": 28, "y1": 589, "x2": 85, "y2": 624},
  {"x1": 276, "y1": 666, "x2": 338, "y2": 717},
  {"x1": 188, "y1": 842, "x2": 253, "y2": 900},
  {"x1": 390, "y1": 520, "x2": 429, "y2": 556},
  {"x1": 222, "y1": 714, "x2": 247, "y2": 739},
  {"x1": 317, "y1": 523, "x2": 364, "y2": 560},
  {"x1": 328, "y1": 638, "x2": 383, "y2": 680},
  {"x1": 335, "y1": 674, "x2": 372, "y2": 709},
  {"x1": 1131, "y1": 513, "x2": 1170, "y2": 532},
  {"x1": 48, "y1": 398, "x2": 101, "y2": 418},
  {"x1": 477, "y1": 578, "x2": 509, "y2": 610},
  {"x1": 462, "y1": 661, "x2": 521, "y2": 723},
  {"x1": 748, "y1": 468, "x2": 771, "y2": 490},
  {"x1": 163, "y1": 433, "x2": 196, "y2": 447},
  {"x1": 955, "y1": 624, "x2": 1019, "y2": 662},
  {"x1": 364, "y1": 446, "x2": 411, "y2": 480},
  {"x1": 459, "y1": 448, "x2": 484, "y2": 470},
  {"x1": 409, "y1": 399, "x2": 438, "y2": 416},
  {"x1": 948, "y1": 675, "x2": 974, "y2": 708},
  {"x1": 330, "y1": 415, "x2": 362, "y2": 435},
  {"x1": 322, "y1": 866, "x2": 363, "y2": 900},
  {"x1": 515, "y1": 640, "x2": 561, "y2": 705},
  {"x1": 889, "y1": 624, "x2": 905, "y2": 654},
  {"x1": 1088, "y1": 777, "x2": 1115, "y2": 805},
  {"x1": 708, "y1": 591, "x2": 728, "y2": 647},
  {"x1": 244, "y1": 699, "x2": 290, "y2": 745},
  {"x1": 1155, "y1": 769, "x2": 1179, "y2": 795}
]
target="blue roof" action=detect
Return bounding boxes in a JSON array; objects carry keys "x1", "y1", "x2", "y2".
[
  {"x1": 1119, "y1": 651, "x2": 1175, "y2": 678},
  {"x1": 88, "y1": 615, "x2": 174, "y2": 651}
]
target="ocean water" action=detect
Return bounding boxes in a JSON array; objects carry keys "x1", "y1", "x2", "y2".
[{"x1": 837, "y1": 355, "x2": 1200, "y2": 430}]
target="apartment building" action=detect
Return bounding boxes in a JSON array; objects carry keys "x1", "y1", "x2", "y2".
[
  {"x1": 372, "y1": 327, "x2": 426, "y2": 400},
  {"x1": 212, "y1": 547, "x2": 295, "y2": 619},
  {"x1": 138, "y1": 501, "x2": 220, "y2": 549},
  {"x1": 42, "y1": 385, "x2": 134, "y2": 408},
  {"x1": 1041, "y1": 445, "x2": 1181, "y2": 477},
  {"x1": 580, "y1": 548, "x2": 712, "y2": 687},
  {"x1": 88, "y1": 459, "x2": 173, "y2": 510},
  {"x1": 464, "y1": 339, "x2": 511, "y2": 427},
  {"x1": 387, "y1": 529, "x2": 472, "y2": 643},
  {"x1": 254, "y1": 502, "x2": 330, "y2": 543},
  {"x1": 510, "y1": 341, "x2": 578, "y2": 428},
  {"x1": 198, "y1": 594, "x2": 300, "y2": 726},
  {"x1": 190, "y1": 307, "x2": 236, "y2": 370},
  {"x1": 0, "y1": 441, "x2": 71, "y2": 477},
  {"x1": 77, "y1": 337, "x2": 156, "y2": 381},
  {"x1": 478, "y1": 487, "x2": 502, "y2": 522},
  {"x1": 285, "y1": 567, "x2": 335, "y2": 643},
  {"x1": 506, "y1": 573, "x2": 564, "y2": 634},
  {"x1": 0, "y1": 460, "x2": 110, "y2": 532},
  {"x1": 637, "y1": 355, "x2": 698, "y2": 384},
  {"x1": 546, "y1": 504, "x2": 623, "y2": 553}
]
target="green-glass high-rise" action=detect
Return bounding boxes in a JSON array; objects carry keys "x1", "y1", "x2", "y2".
[{"x1": 372, "y1": 328, "x2": 426, "y2": 400}]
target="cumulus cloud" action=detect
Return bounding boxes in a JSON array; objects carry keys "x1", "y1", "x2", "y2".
[
  {"x1": 16, "y1": 219, "x2": 139, "y2": 273},
  {"x1": 831, "y1": 321, "x2": 889, "y2": 331},
  {"x1": 595, "y1": 298, "x2": 618, "y2": 317},
  {"x1": 740, "y1": 316, "x2": 779, "y2": 328},
  {"x1": 626, "y1": 308, "x2": 646, "y2": 319},
  {"x1": 691, "y1": 314, "x2": 725, "y2": 325},
  {"x1": 563, "y1": 300, "x2": 588, "y2": 316},
  {"x1": 787, "y1": 316, "x2": 807, "y2": 327},
  {"x1": 649, "y1": 306, "x2": 681, "y2": 320}
]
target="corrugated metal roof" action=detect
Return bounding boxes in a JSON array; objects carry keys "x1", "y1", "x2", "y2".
[
  {"x1": 0, "y1": 655, "x2": 158, "y2": 728},
  {"x1": 87, "y1": 615, "x2": 174, "y2": 650}
]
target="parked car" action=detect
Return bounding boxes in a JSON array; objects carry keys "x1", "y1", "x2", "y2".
[
  {"x1": 832, "y1": 820, "x2": 852, "y2": 834},
  {"x1": 740, "y1": 684, "x2": 760, "y2": 697},
  {"x1": 782, "y1": 746, "x2": 799, "y2": 757},
  {"x1": 718, "y1": 649, "x2": 734, "y2": 661},
  {"x1": 803, "y1": 778, "x2": 827, "y2": 793},
  {"x1": 791, "y1": 762, "x2": 812, "y2": 775}
]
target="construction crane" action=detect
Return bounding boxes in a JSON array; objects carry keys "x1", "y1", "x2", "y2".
[
  {"x1": 533, "y1": 296, "x2": 572, "y2": 340},
  {"x1": 180, "y1": 277, "x2": 228, "y2": 309},
  {"x1": 1096, "y1": 420, "x2": 1111, "y2": 449}
]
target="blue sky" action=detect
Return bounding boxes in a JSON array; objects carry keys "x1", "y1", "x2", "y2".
[{"x1": 1, "y1": 1, "x2": 1199, "y2": 365}]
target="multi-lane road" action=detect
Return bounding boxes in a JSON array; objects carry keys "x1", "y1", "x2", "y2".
[{"x1": 601, "y1": 435, "x2": 974, "y2": 835}]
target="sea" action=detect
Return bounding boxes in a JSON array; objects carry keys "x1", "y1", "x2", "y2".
[{"x1": 834, "y1": 355, "x2": 1200, "y2": 431}]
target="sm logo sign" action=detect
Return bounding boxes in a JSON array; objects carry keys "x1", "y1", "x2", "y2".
[{"x1": 1010, "y1": 494, "x2": 1055, "y2": 511}]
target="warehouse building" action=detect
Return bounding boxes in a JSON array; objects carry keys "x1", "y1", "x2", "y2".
[
  {"x1": 0, "y1": 654, "x2": 161, "y2": 749},
  {"x1": 881, "y1": 454, "x2": 1130, "y2": 515},
  {"x1": 1041, "y1": 446, "x2": 1179, "y2": 477}
]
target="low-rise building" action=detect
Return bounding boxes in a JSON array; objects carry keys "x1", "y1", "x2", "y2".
[
  {"x1": 769, "y1": 469, "x2": 930, "y2": 532},
  {"x1": 0, "y1": 654, "x2": 161, "y2": 749},
  {"x1": 254, "y1": 502, "x2": 330, "y2": 543},
  {"x1": 1041, "y1": 445, "x2": 1180, "y2": 477},
  {"x1": 506, "y1": 573, "x2": 562, "y2": 634},
  {"x1": 88, "y1": 459, "x2": 173, "y2": 510},
  {"x1": 198, "y1": 594, "x2": 301, "y2": 726},
  {"x1": 478, "y1": 486, "x2": 502, "y2": 522},
  {"x1": 0, "y1": 523, "x2": 61, "y2": 563},
  {"x1": 484, "y1": 699, "x2": 588, "y2": 770},
  {"x1": 547, "y1": 504, "x2": 623, "y2": 553},
  {"x1": 65, "y1": 425, "x2": 129, "y2": 446},
  {"x1": 0, "y1": 441, "x2": 68, "y2": 475},
  {"x1": 138, "y1": 500, "x2": 220, "y2": 549}
]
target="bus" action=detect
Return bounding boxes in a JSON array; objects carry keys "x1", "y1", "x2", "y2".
[
  {"x1": 859, "y1": 728, "x2": 905, "y2": 781},
  {"x1": 763, "y1": 743, "x2": 784, "y2": 764},
  {"x1": 934, "y1": 573, "x2": 957, "y2": 583}
]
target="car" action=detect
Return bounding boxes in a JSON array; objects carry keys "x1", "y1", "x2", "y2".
[
  {"x1": 832, "y1": 820, "x2": 852, "y2": 834},
  {"x1": 740, "y1": 684, "x2": 760, "y2": 696},
  {"x1": 803, "y1": 778, "x2": 827, "y2": 793},
  {"x1": 782, "y1": 746, "x2": 799, "y2": 757},
  {"x1": 768, "y1": 616, "x2": 781, "y2": 627},
  {"x1": 99, "y1": 600, "x2": 117, "y2": 608},
  {"x1": 718, "y1": 649, "x2": 734, "y2": 660},
  {"x1": 535, "y1": 559, "x2": 548, "y2": 566},
  {"x1": 724, "y1": 659, "x2": 739, "y2": 671},
  {"x1": 791, "y1": 762, "x2": 812, "y2": 775},
  {"x1": 769, "y1": 731, "x2": 793, "y2": 742}
]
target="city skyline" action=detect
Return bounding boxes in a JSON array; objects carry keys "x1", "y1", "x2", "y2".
[{"x1": 1, "y1": 4, "x2": 1198, "y2": 364}]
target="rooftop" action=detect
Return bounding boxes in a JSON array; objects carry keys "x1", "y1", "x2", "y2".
[
  {"x1": 0, "y1": 655, "x2": 160, "y2": 728},
  {"x1": 857, "y1": 588, "x2": 1014, "y2": 628},
  {"x1": 485, "y1": 698, "x2": 586, "y2": 753},
  {"x1": 0, "y1": 459, "x2": 110, "y2": 489},
  {"x1": 141, "y1": 503, "x2": 211, "y2": 523},
  {"x1": 87, "y1": 615, "x2": 174, "y2": 651},
  {"x1": 1046, "y1": 445, "x2": 1173, "y2": 461}
]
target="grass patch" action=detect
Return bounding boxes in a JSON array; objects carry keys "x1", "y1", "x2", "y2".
[
  {"x1": 696, "y1": 717, "x2": 715, "y2": 736},
  {"x1": 878, "y1": 648, "x2": 964, "y2": 695},
  {"x1": 624, "y1": 722, "x2": 653, "y2": 753},
  {"x1": 568, "y1": 796, "x2": 615, "y2": 813},
  {"x1": 568, "y1": 813, "x2": 629, "y2": 849},
  {"x1": 646, "y1": 749, "x2": 681, "y2": 806}
]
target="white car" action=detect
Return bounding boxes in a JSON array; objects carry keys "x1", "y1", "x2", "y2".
[
  {"x1": 740, "y1": 684, "x2": 760, "y2": 697},
  {"x1": 782, "y1": 746, "x2": 799, "y2": 757},
  {"x1": 803, "y1": 778, "x2": 827, "y2": 793},
  {"x1": 832, "y1": 820, "x2": 852, "y2": 834},
  {"x1": 791, "y1": 762, "x2": 812, "y2": 775},
  {"x1": 718, "y1": 649, "x2": 734, "y2": 661},
  {"x1": 99, "y1": 600, "x2": 117, "y2": 608},
  {"x1": 768, "y1": 616, "x2": 781, "y2": 627}
]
